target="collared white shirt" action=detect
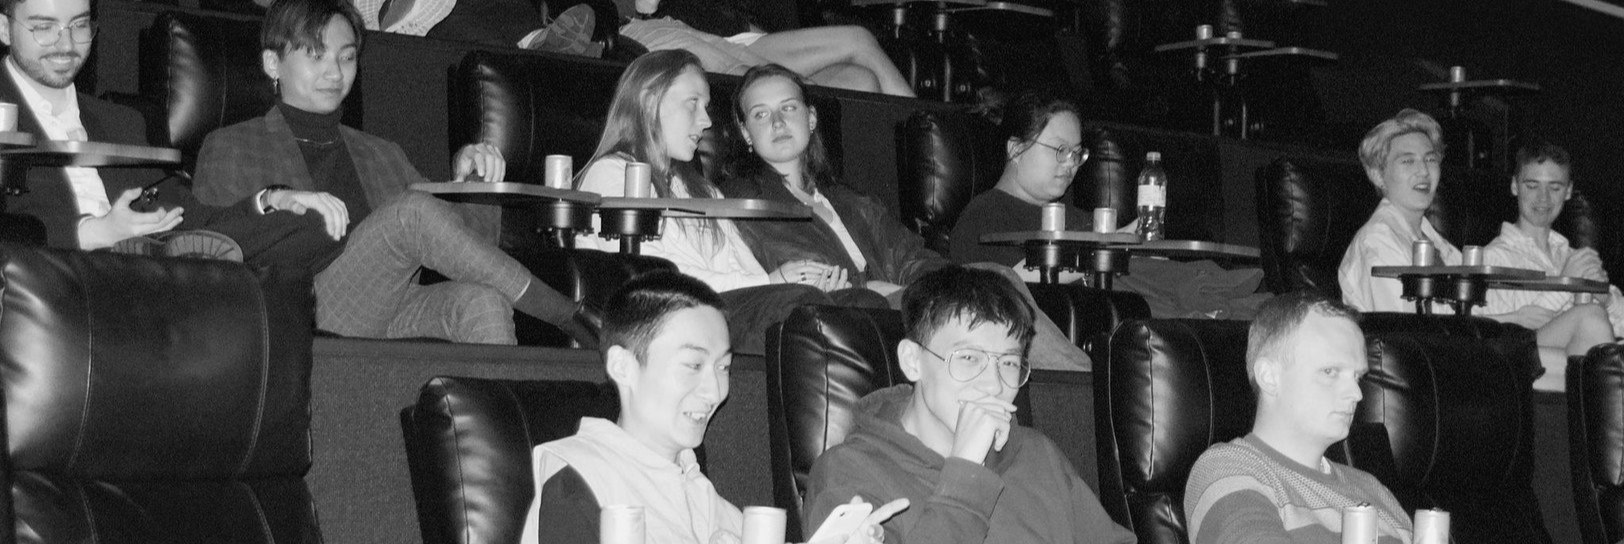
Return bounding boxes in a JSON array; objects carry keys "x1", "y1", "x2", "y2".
[
  {"x1": 802, "y1": 185, "x2": 868, "y2": 273},
  {"x1": 5, "y1": 56, "x2": 108, "y2": 216},
  {"x1": 1338, "y1": 198, "x2": 1462, "y2": 313}
]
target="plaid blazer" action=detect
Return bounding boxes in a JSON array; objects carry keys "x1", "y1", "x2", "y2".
[
  {"x1": 191, "y1": 107, "x2": 499, "y2": 243},
  {"x1": 192, "y1": 106, "x2": 428, "y2": 208}
]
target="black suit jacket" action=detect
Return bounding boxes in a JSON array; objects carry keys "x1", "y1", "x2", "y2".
[{"x1": 0, "y1": 66, "x2": 260, "y2": 249}]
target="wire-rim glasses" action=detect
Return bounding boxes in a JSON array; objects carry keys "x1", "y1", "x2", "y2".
[
  {"x1": 1029, "y1": 140, "x2": 1088, "y2": 165},
  {"x1": 919, "y1": 345, "x2": 1031, "y2": 388},
  {"x1": 20, "y1": 19, "x2": 96, "y2": 46}
]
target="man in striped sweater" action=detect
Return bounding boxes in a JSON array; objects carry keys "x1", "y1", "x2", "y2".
[{"x1": 1183, "y1": 291, "x2": 1413, "y2": 544}]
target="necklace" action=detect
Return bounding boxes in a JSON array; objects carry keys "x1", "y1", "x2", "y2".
[{"x1": 293, "y1": 135, "x2": 339, "y2": 147}]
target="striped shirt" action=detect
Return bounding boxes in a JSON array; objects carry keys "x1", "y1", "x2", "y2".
[{"x1": 1184, "y1": 434, "x2": 1413, "y2": 544}]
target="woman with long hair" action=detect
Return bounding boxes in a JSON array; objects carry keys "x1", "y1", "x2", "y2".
[
  {"x1": 716, "y1": 66, "x2": 1093, "y2": 371},
  {"x1": 574, "y1": 50, "x2": 883, "y2": 354},
  {"x1": 718, "y1": 64, "x2": 945, "y2": 299}
]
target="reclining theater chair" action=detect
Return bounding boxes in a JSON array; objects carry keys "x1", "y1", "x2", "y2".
[
  {"x1": 1566, "y1": 343, "x2": 1624, "y2": 544},
  {"x1": 401, "y1": 377, "x2": 619, "y2": 544},
  {"x1": 1097, "y1": 315, "x2": 1552, "y2": 544},
  {"x1": 0, "y1": 243, "x2": 320, "y2": 543}
]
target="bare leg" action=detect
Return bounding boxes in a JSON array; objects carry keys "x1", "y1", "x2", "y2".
[
  {"x1": 1537, "y1": 303, "x2": 1614, "y2": 356},
  {"x1": 746, "y1": 26, "x2": 916, "y2": 97},
  {"x1": 1533, "y1": 347, "x2": 1567, "y2": 392},
  {"x1": 809, "y1": 63, "x2": 880, "y2": 94}
]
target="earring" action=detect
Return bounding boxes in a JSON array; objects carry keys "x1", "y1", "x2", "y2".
[{"x1": 271, "y1": 77, "x2": 279, "y2": 95}]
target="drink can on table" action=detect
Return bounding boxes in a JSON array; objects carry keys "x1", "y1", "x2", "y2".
[
  {"x1": 1092, "y1": 207, "x2": 1116, "y2": 233},
  {"x1": 1462, "y1": 245, "x2": 1483, "y2": 266},
  {"x1": 544, "y1": 154, "x2": 573, "y2": 189},
  {"x1": 1413, "y1": 508, "x2": 1451, "y2": 544},
  {"x1": 1411, "y1": 239, "x2": 1436, "y2": 266},
  {"x1": 600, "y1": 504, "x2": 646, "y2": 544},
  {"x1": 1041, "y1": 203, "x2": 1066, "y2": 232},
  {"x1": 1341, "y1": 503, "x2": 1377, "y2": 544}
]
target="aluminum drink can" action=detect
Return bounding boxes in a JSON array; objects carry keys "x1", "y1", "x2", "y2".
[
  {"x1": 740, "y1": 506, "x2": 787, "y2": 544},
  {"x1": 1462, "y1": 245, "x2": 1483, "y2": 266},
  {"x1": 599, "y1": 504, "x2": 646, "y2": 544},
  {"x1": 1092, "y1": 207, "x2": 1116, "y2": 233},
  {"x1": 1041, "y1": 203, "x2": 1066, "y2": 232},
  {"x1": 1341, "y1": 504, "x2": 1377, "y2": 544},
  {"x1": 1413, "y1": 508, "x2": 1451, "y2": 544},
  {"x1": 544, "y1": 154, "x2": 573, "y2": 189},
  {"x1": 1412, "y1": 239, "x2": 1436, "y2": 266}
]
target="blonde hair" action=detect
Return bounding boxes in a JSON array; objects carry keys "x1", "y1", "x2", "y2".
[{"x1": 1358, "y1": 108, "x2": 1443, "y2": 172}]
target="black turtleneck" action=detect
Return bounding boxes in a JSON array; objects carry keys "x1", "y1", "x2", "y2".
[{"x1": 279, "y1": 102, "x2": 372, "y2": 229}]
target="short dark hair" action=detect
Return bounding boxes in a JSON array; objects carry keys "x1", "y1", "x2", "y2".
[
  {"x1": 601, "y1": 270, "x2": 728, "y2": 362},
  {"x1": 901, "y1": 266, "x2": 1036, "y2": 352},
  {"x1": 1514, "y1": 140, "x2": 1572, "y2": 174},
  {"x1": 998, "y1": 91, "x2": 1079, "y2": 148},
  {"x1": 260, "y1": 0, "x2": 366, "y2": 56},
  {"x1": 1245, "y1": 290, "x2": 1361, "y2": 382}
]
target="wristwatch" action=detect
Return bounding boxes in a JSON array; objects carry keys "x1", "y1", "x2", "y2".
[{"x1": 259, "y1": 184, "x2": 292, "y2": 214}]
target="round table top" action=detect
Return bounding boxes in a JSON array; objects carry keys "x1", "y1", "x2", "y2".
[{"x1": 411, "y1": 182, "x2": 602, "y2": 205}]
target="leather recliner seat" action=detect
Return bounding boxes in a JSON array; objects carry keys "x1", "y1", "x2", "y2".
[
  {"x1": 1096, "y1": 313, "x2": 1552, "y2": 544},
  {"x1": 401, "y1": 376, "x2": 620, "y2": 544},
  {"x1": 1566, "y1": 343, "x2": 1624, "y2": 544},
  {"x1": 0, "y1": 243, "x2": 321, "y2": 544}
]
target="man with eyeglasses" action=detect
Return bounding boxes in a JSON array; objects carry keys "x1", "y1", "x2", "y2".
[
  {"x1": 0, "y1": 0, "x2": 269, "y2": 250},
  {"x1": 804, "y1": 265, "x2": 1135, "y2": 544}
]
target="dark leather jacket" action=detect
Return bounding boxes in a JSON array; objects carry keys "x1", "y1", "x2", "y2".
[{"x1": 720, "y1": 173, "x2": 947, "y2": 287}]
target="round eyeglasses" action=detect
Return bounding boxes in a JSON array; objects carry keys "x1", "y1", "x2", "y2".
[
  {"x1": 920, "y1": 345, "x2": 1031, "y2": 388},
  {"x1": 21, "y1": 19, "x2": 97, "y2": 46},
  {"x1": 1029, "y1": 140, "x2": 1088, "y2": 165}
]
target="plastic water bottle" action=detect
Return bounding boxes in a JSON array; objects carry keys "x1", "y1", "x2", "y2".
[{"x1": 1136, "y1": 152, "x2": 1167, "y2": 241}]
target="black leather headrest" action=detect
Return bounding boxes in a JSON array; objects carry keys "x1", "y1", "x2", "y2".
[
  {"x1": 1338, "y1": 326, "x2": 1548, "y2": 544},
  {"x1": 1254, "y1": 156, "x2": 1378, "y2": 297},
  {"x1": 1567, "y1": 343, "x2": 1624, "y2": 544},
  {"x1": 403, "y1": 376, "x2": 619, "y2": 544},
  {"x1": 896, "y1": 110, "x2": 1002, "y2": 254},
  {"x1": 0, "y1": 243, "x2": 315, "y2": 479}
]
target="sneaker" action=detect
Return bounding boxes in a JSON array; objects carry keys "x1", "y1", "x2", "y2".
[{"x1": 518, "y1": 4, "x2": 604, "y2": 58}]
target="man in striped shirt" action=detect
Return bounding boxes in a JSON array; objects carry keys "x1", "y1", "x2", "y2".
[{"x1": 1183, "y1": 292, "x2": 1413, "y2": 544}]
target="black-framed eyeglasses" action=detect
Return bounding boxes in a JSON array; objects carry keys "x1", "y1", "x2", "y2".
[
  {"x1": 919, "y1": 345, "x2": 1031, "y2": 388},
  {"x1": 21, "y1": 19, "x2": 96, "y2": 46},
  {"x1": 1029, "y1": 140, "x2": 1088, "y2": 165}
]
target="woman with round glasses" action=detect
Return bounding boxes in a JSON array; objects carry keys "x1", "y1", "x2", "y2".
[{"x1": 947, "y1": 92, "x2": 1093, "y2": 268}]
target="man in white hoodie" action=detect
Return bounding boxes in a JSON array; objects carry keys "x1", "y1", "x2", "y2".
[{"x1": 521, "y1": 270, "x2": 903, "y2": 544}]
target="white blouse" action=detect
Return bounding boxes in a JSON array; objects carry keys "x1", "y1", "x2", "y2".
[{"x1": 576, "y1": 157, "x2": 771, "y2": 291}]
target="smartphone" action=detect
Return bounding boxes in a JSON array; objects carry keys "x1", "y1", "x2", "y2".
[
  {"x1": 130, "y1": 178, "x2": 166, "y2": 213},
  {"x1": 807, "y1": 501, "x2": 872, "y2": 543}
]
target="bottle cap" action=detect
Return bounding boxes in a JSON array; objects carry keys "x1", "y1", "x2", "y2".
[{"x1": 1146, "y1": 151, "x2": 1161, "y2": 161}]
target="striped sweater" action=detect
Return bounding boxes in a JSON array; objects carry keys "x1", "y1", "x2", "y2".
[{"x1": 1184, "y1": 434, "x2": 1413, "y2": 544}]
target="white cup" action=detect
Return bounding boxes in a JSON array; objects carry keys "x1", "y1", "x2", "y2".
[
  {"x1": 0, "y1": 102, "x2": 17, "y2": 132},
  {"x1": 741, "y1": 506, "x2": 787, "y2": 544},
  {"x1": 544, "y1": 154, "x2": 573, "y2": 189}
]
